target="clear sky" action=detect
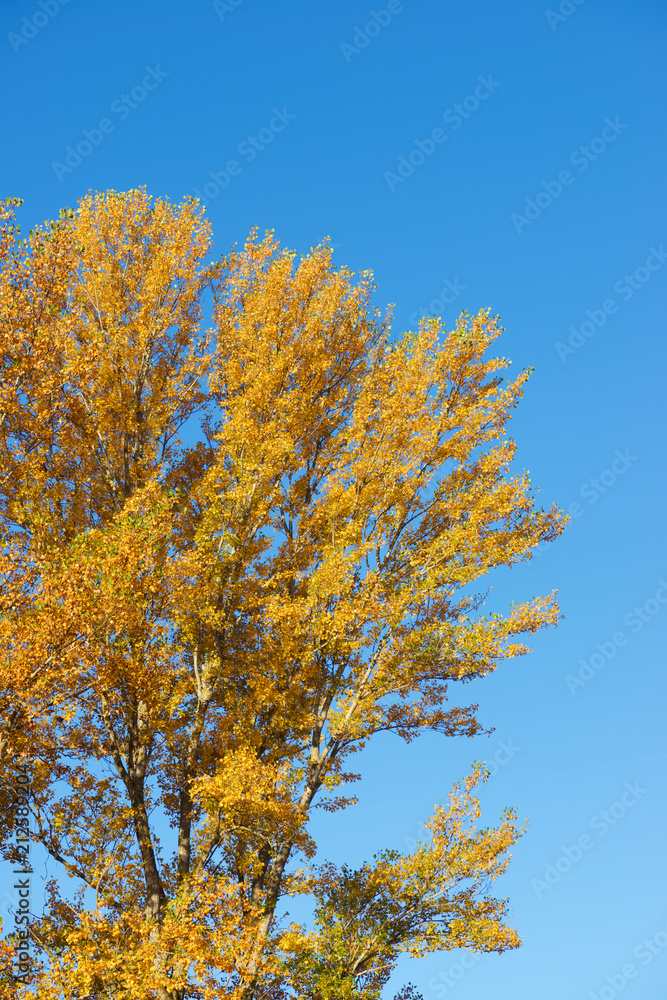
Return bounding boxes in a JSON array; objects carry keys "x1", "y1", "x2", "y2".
[{"x1": 2, "y1": 1, "x2": 667, "y2": 997}]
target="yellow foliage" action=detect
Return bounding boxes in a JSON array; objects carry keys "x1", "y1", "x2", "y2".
[{"x1": 0, "y1": 191, "x2": 565, "y2": 999}]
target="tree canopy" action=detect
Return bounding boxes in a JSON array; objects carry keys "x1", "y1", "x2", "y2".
[{"x1": 0, "y1": 190, "x2": 565, "y2": 999}]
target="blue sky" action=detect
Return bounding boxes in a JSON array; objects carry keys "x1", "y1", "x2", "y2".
[{"x1": 2, "y1": 0, "x2": 667, "y2": 996}]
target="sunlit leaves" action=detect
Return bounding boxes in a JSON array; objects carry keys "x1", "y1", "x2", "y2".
[{"x1": 0, "y1": 191, "x2": 565, "y2": 999}]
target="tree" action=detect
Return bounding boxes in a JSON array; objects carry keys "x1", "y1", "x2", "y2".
[{"x1": 0, "y1": 190, "x2": 565, "y2": 999}]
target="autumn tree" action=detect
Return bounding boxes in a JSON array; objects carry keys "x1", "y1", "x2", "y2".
[{"x1": 0, "y1": 190, "x2": 565, "y2": 999}]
